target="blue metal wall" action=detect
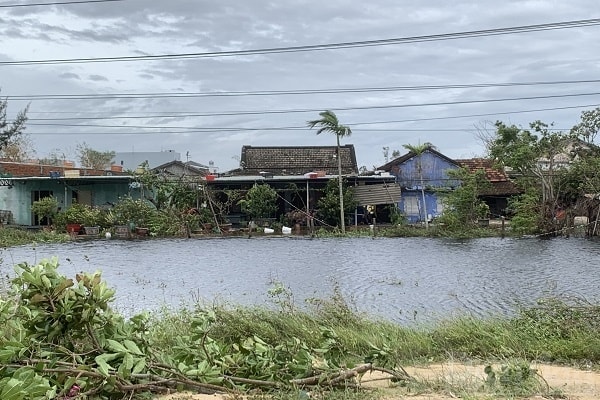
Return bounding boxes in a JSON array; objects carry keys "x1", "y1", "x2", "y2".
[{"x1": 392, "y1": 151, "x2": 460, "y2": 223}]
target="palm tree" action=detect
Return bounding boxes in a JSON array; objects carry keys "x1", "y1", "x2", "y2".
[
  {"x1": 403, "y1": 143, "x2": 433, "y2": 229},
  {"x1": 307, "y1": 110, "x2": 352, "y2": 234}
]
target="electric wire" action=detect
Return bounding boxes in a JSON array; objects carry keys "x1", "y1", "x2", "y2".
[
  {"x1": 1, "y1": 18, "x2": 599, "y2": 65},
  {"x1": 0, "y1": 0, "x2": 126, "y2": 8},
  {"x1": 16, "y1": 91, "x2": 600, "y2": 122},
  {"x1": 24, "y1": 127, "x2": 569, "y2": 135},
  {"x1": 7, "y1": 78, "x2": 600, "y2": 102}
]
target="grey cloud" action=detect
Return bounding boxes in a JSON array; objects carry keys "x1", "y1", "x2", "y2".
[
  {"x1": 3, "y1": 0, "x2": 599, "y2": 172},
  {"x1": 59, "y1": 72, "x2": 81, "y2": 80},
  {"x1": 88, "y1": 74, "x2": 109, "y2": 81}
]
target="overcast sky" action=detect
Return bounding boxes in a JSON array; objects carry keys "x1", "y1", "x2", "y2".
[{"x1": 1, "y1": 0, "x2": 599, "y2": 172}]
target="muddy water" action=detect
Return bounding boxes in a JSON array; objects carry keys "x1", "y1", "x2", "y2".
[{"x1": 2, "y1": 236, "x2": 599, "y2": 324}]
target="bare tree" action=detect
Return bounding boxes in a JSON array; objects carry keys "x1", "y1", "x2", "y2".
[
  {"x1": 76, "y1": 142, "x2": 115, "y2": 170},
  {"x1": 0, "y1": 133, "x2": 36, "y2": 161},
  {"x1": 0, "y1": 93, "x2": 29, "y2": 153}
]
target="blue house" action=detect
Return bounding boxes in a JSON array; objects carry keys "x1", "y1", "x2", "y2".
[
  {"x1": 378, "y1": 147, "x2": 461, "y2": 223},
  {"x1": 0, "y1": 161, "x2": 135, "y2": 226}
]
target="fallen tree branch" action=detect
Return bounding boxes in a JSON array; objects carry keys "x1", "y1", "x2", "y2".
[{"x1": 291, "y1": 363, "x2": 373, "y2": 386}]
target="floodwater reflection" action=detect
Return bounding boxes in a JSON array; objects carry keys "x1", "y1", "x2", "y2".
[{"x1": 2, "y1": 236, "x2": 599, "y2": 324}]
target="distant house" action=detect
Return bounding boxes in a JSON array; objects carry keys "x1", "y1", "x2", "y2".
[
  {"x1": 378, "y1": 147, "x2": 461, "y2": 223},
  {"x1": 112, "y1": 150, "x2": 181, "y2": 171},
  {"x1": 535, "y1": 138, "x2": 598, "y2": 171},
  {"x1": 152, "y1": 160, "x2": 209, "y2": 179},
  {"x1": 455, "y1": 158, "x2": 522, "y2": 217},
  {"x1": 231, "y1": 145, "x2": 358, "y2": 176},
  {"x1": 0, "y1": 161, "x2": 133, "y2": 226},
  {"x1": 211, "y1": 145, "x2": 396, "y2": 227}
]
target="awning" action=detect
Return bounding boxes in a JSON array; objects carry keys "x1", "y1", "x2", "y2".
[{"x1": 353, "y1": 183, "x2": 402, "y2": 206}]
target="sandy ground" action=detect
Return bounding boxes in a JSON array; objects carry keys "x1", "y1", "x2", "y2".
[{"x1": 157, "y1": 362, "x2": 600, "y2": 400}]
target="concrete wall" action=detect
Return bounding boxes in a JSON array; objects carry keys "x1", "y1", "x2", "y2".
[{"x1": 1, "y1": 179, "x2": 134, "y2": 226}]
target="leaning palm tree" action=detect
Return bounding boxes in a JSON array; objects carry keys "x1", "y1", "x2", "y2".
[
  {"x1": 403, "y1": 143, "x2": 433, "y2": 229},
  {"x1": 307, "y1": 110, "x2": 352, "y2": 234}
]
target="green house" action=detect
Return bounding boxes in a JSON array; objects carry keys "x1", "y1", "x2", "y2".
[{"x1": 0, "y1": 161, "x2": 136, "y2": 226}]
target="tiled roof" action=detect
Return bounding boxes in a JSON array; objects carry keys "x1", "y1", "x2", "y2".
[
  {"x1": 456, "y1": 158, "x2": 522, "y2": 196},
  {"x1": 236, "y1": 145, "x2": 358, "y2": 176}
]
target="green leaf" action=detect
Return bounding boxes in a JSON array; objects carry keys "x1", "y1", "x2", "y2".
[
  {"x1": 95, "y1": 353, "x2": 120, "y2": 377},
  {"x1": 123, "y1": 339, "x2": 143, "y2": 355},
  {"x1": 132, "y1": 358, "x2": 146, "y2": 375},
  {"x1": 0, "y1": 378, "x2": 25, "y2": 400},
  {"x1": 119, "y1": 353, "x2": 134, "y2": 378},
  {"x1": 106, "y1": 339, "x2": 128, "y2": 353},
  {"x1": 96, "y1": 359, "x2": 111, "y2": 378}
]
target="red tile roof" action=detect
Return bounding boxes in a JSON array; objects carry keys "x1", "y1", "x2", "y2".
[{"x1": 455, "y1": 158, "x2": 522, "y2": 196}]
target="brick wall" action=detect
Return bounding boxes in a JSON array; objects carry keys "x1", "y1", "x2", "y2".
[{"x1": 0, "y1": 161, "x2": 127, "y2": 177}]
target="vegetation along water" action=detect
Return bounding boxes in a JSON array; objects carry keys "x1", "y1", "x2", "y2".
[{"x1": 0, "y1": 230, "x2": 600, "y2": 399}]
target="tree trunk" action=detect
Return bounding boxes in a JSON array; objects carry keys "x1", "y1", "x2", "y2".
[{"x1": 337, "y1": 134, "x2": 345, "y2": 234}]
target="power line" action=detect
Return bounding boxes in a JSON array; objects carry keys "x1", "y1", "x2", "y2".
[
  {"x1": 0, "y1": 0, "x2": 126, "y2": 8},
  {"x1": 2, "y1": 18, "x2": 599, "y2": 65},
  {"x1": 8, "y1": 78, "x2": 600, "y2": 103},
  {"x1": 23, "y1": 102, "x2": 597, "y2": 131},
  {"x1": 20, "y1": 101, "x2": 595, "y2": 136},
  {"x1": 350, "y1": 104, "x2": 600, "y2": 125},
  {"x1": 25, "y1": 127, "x2": 570, "y2": 135},
  {"x1": 17, "y1": 91, "x2": 600, "y2": 121}
]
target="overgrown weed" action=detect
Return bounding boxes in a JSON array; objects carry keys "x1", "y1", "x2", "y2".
[{"x1": 0, "y1": 227, "x2": 69, "y2": 247}]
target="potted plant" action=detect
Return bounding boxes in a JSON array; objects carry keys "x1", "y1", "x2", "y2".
[
  {"x1": 82, "y1": 206, "x2": 103, "y2": 235},
  {"x1": 31, "y1": 196, "x2": 59, "y2": 228},
  {"x1": 476, "y1": 202, "x2": 490, "y2": 227},
  {"x1": 55, "y1": 203, "x2": 90, "y2": 234},
  {"x1": 110, "y1": 196, "x2": 155, "y2": 237},
  {"x1": 238, "y1": 184, "x2": 277, "y2": 230}
]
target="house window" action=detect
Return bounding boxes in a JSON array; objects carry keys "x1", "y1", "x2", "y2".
[
  {"x1": 403, "y1": 196, "x2": 420, "y2": 215},
  {"x1": 436, "y1": 197, "x2": 446, "y2": 215}
]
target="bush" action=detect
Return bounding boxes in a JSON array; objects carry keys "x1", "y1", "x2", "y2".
[
  {"x1": 31, "y1": 196, "x2": 58, "y2": 226},
  {"x1": 238, "y1": 184, "x2": 278, "y2": 220},
  {"x1": 53, "y1": 203, "x2": 109, "y2": 231},
  {"x1": 109, "y1": 196, "x2": 156, "y2": 227}
]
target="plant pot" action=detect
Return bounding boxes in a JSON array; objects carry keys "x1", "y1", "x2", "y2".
[
  {"x1": 66, "y1": 223, "x2": 82, "y2": 234},
  {"x1": 477, "y1": 218, "x2": 490, "y2": 227},
  {"x1": 84, "y1": 226, "x2": 100, "y2": 235},
  {"x1": 220, "y1": 223, "x2": 232, "y2": 233},
  {"x1": 115, "y1": 225, "x2": 130, "y2": 238}
]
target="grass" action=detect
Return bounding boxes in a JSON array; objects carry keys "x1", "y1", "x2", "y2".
[
  {"x1": 152, "y1": 294, "x2": 600, "y2": 366},
  {"x1": 0, "y1": 226, "x2": 70, "y2": 247},
  {"x1": 146, "y1": 291, "x2": 600, "y2": 399}
]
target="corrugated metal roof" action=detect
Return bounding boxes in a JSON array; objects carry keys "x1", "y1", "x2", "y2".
[{"x1": 353, "y1": 183, "x2": 402, "y2": 205}]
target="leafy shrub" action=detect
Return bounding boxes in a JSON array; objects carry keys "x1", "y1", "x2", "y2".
[
  {"x1": 53, "y1": 203, "x2": 109, "y2": 231},
  {"x1": 31, "y1": 196, "x2": 58, "y2": 226},
  {"x1": 238, "y1": 183, "x2": 278, "y2": 220},
  {"x1": 109, "y1": 196, "x2": 156, "y2": 227},
  {"x1": 484, "y1": 361, "x2": 543, "y2": 396}
]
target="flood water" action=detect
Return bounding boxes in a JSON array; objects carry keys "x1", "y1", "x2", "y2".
[{"x1": 2, "y1": 236, "x2": 599, "y2": 325}]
